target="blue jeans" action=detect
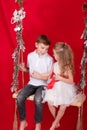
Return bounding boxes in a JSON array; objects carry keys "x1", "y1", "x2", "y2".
[{"x1": 17, "y1": 84, "x2": 45, "y2": 123}]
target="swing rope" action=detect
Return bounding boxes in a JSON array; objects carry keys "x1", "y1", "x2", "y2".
[
  {"x1": 21, "y1": 50, "x2": 25, "y2": 87},
  {"x1": 13, "y1": 49, "x2": 24, "y2": 130},
  {"x1": 76, "y1": 2, "x2": 87, "y2": 130}
]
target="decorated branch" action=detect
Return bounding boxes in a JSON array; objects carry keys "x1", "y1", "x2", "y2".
[
  {"x1": 15, "y1": 0, "x2": 24, "y2": 6},
  {"x1": 11, "y1": 0, "x2": 26, "y2": 92},
  {"x1": 78, "y1": 2, "x2": 87, "y2": 90}
]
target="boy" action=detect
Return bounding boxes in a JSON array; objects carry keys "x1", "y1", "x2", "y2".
[{"x1": 17, "y1": 35, "x2": 53, "y2": 130}]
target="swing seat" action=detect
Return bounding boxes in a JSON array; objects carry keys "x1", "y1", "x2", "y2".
[
  {"x1": 12, "y1": 90, "x2": 34, "y2": 100},
  {"x1": 71, "y1": 93, "x2": 86, "y2": 107},
  {"x1": 12, "y1": 90, "x2": 86, "y2": 107}
]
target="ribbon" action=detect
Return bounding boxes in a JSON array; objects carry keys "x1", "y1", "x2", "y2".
[{"x1": 47, "y1": 73, "x2": 59, "y2": 89}]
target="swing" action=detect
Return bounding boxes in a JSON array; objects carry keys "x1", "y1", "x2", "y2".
[
  {"x1": 11, "y1": 1, "x2": 87, "y2": 130},
  {"x1": 12, "y1": 87, "x2": 86, "y2": 107}
]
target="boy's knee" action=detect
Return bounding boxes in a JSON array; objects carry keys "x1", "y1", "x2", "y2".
[
  {"x1": 17, "y1": 93, "x2": 24, "y2": 104},
  {"x1": 34, "y1": 96, "x2": 42, "y2": 104}
]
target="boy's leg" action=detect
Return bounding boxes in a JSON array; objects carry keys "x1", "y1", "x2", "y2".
[
  {"x1": 35, "y1": 123, "x2": 41, "y2": 130},
  {"x1": 34, "y1": 86, "x2": 44, "y2": 130},
  {"x1": 19, "y1": 120, "x2": 28, "y2": 130},
  {"x1": 17, "y1": 84, "x2": 36, "y2": 130}
]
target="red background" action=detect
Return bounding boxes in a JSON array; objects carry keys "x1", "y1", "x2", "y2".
[{"x1": 0, "y1": 0, "x2": 87, "y2": 130}]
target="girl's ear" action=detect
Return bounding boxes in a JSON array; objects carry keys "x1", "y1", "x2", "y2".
[{"x1": 35, "y1": 42, "x2": 38, "y2": 48}]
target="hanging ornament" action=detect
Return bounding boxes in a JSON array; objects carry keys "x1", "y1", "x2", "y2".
[{"x1": 11, "y1": 8, "x2": 26, "y2": 24}]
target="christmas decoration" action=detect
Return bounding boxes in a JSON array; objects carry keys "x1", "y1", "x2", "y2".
[{"x1": 78, "y1": 1, "x2": 87, "y2": 91}]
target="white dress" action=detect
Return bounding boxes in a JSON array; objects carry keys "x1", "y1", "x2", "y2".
[{"x1": 42, "y1": 62, "x2": 77, "y2": 107}]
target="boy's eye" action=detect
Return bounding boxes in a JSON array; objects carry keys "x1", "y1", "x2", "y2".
[{"x1": 41, "y1": 47, "x2": 44, "y2": 49}]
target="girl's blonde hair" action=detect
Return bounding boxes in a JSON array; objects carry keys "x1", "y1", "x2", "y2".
[{"x1": 53, "y1": 42, "x2": 74, "y2": 76}]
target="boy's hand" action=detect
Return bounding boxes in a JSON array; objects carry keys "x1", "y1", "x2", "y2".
[
  {"x1": 31, "y1": 71, "x2": 40, "y2": 79},
  {"x1": 18, "y1": 63, "x2": 26, "y2": 72}
]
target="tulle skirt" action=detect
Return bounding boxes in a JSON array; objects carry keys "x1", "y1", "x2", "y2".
[{"x1": 42, "y1": 81, "x2": 77, "y2": 107}]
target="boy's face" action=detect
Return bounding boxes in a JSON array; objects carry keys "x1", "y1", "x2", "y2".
[{"x1": 35, "y1": 42, "x2": 49, "y2": 55}]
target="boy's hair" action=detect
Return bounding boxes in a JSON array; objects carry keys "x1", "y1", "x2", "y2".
[{"x1": 36, "y1": 35, "x2": 50, "y2": 45}]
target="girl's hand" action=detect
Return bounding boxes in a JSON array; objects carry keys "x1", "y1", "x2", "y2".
[
  {"x1": 54, "y1": 74, "x2": 61, "y2": 80},
  {"x1": 54, "y1": 72, "x2": 73, "y2": 84}
]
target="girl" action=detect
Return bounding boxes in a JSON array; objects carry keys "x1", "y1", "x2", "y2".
[{"x1": 42, "y1": 42, "x2": 77, "y2": 130}]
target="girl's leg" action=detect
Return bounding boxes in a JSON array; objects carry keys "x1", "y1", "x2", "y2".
[
  {"x1": 48, "y1": 104, "x2": 56, "y2": 118},
  {"x1": 50, "y1": 105, "x2": 67, "y2": 130}
]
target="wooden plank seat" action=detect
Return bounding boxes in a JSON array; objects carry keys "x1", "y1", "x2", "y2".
[
  {"x1": 12, "y1": 90, "x2": 34, "y2": 101},
  {"x1": 12, "y1": 90, "x2": 86, "y2": 107},
  {"x1": 71, "y1": 93, "x2": 86, "y2": 107}
]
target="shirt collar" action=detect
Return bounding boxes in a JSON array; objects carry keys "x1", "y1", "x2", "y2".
[{"x1": 34, "y1": 50, "x2": 47, "y2": 57}]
